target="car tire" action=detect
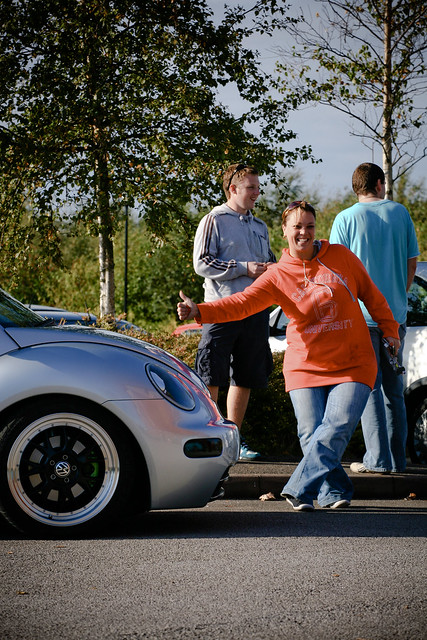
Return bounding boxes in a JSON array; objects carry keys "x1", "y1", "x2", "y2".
[
  {"x1": 0, "y1": 399, "x2": 138, "y2": 536},
  {"x1": 407, "y1": 394, "x2": 427, "y2": 465}
]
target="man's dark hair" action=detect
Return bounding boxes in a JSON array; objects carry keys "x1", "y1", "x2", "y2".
[{"x1": 352, "y1": 163, "x2": 385, "y2": 196}]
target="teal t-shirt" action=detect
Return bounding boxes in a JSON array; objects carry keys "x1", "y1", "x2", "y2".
[{"x1": 329, "y1": 199, "x2": 419, "y2": 326}]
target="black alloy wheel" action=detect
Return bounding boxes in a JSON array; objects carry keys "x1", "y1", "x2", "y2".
[{"x1": 0, "y1": 399, "x2": 139, "y2": 535}]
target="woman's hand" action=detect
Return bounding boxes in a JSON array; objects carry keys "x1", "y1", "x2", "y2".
[
  {"x1": 177, "y1": 291, "x2": 200, "y2": 321},
  {"x1": 384, "y1": 336, "x2": 401, "y2": 355}
]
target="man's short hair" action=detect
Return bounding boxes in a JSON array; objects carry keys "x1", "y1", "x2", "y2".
[
  {"x1": 352, "y1": 162, "x2": 385, "y2": 196},
  {"x1": 223, "y1": 163, "x2": 258, "y2": 198}
]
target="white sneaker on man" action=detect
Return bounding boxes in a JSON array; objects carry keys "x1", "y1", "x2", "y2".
[{"x1": 350, "y1": 462, "x2": 390, "y2": 475}]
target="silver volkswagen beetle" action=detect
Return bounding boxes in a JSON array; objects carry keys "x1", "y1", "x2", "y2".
[{"x1": 0, "y1": 288, "x2": 239, "y2": 535}]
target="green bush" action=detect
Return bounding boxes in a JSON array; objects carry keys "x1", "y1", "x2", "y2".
[{"x1": 224, "y1": 352, "x2": 301, "y2": 459}]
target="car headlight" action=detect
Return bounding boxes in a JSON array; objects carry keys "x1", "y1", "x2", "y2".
[{"x1": 146, "y1": 363, "x2": 196, "y2": 411}]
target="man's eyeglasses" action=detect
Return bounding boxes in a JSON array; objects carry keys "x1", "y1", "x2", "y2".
[
  {"x1": 227, "y1": 163, "x2": 248, "y2": 190},
  {"x1": 285, "y1": 200, "x2": 316, "y2": 214}
]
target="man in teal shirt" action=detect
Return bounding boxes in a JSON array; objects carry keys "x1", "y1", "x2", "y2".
[{"x1": 330, "y1": 162, "x2": 419, "y2": 473}]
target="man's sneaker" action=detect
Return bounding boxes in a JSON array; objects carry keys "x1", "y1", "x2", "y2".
[
  {"x1": 329, "y1": 499, "x2": 351, "y2": 509},
  {"x1": 350, "y1": 462, "x2": 390, "y2": 475},
  {"x1": 239, "y1": 443, "x2": 261, "y2": 460},
  {"x1": 282, "y1": 494, "x2": 314, "y2": 512}
]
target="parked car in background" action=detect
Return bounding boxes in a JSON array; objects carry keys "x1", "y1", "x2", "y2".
[
  {"x1": 172, "y1": 321, "x2": 203, "y2": 336},
  {"x1": 0, "y1": 289, "x2": 239, "y2": 535},
  {"x1": 268, "y1": 262, "x2": 427, "y2": 465},
  {"x1": 25, "y1": 304, "x2": 143, "y2": 332},
  {"x1": 26, "y1": 304, "x2": 97, "y2": 326}
]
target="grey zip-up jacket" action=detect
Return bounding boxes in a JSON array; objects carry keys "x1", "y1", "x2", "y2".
[{"x1": 193, "y1": 204, "x2": 276, "y2": 302}]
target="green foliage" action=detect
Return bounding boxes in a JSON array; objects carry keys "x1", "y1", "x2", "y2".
[
  {"x1": 0, "y1": 0, "x2": 313, "y2": 313},
  {"x1": 233, "y1": 352, "x2": 300, "y2": 458},
  {"x1": 7, "y1": 170, "x2": 426, "y2": 320},
  {"x1": 143, "y1": 331, "x2": 200, "y2": 367},
  {"x1": 314, "y1": 191, "x2": 357, "y2": 241},
  {"x1": 394, "y1": 175, "x2": 427, "y2": 258},
  {"x1": 5, "y1": 223, "x2": 101, "y2": 311},
  {"x1": 256, "y1": 169, "x2": 426, "y2": 261},
  {"x1": 256, "y1": 169, "x2": 308, "y2": 228},
  {"x1": 114, "y1": 218, "x2": 204, "y2": 326},
  {"x1": 7, "y1": 213, "x2": 203, "y2": 327}
]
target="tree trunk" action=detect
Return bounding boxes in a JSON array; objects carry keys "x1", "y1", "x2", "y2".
[
  {"x1": 99, "y1": 228, "x2": 115, "y2": 318},
  {"x1": 96, "y1": 151, "x2": 116, "y2": 318},
  {"x1": 382, "y1": 0, "x2": 394, "y2": 200}
]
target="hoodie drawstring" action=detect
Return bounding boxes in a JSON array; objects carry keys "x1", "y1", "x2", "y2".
[
  {"x1": 302, "y1": 259, "x2": 356, "y2": 302},
  {"x1": 303, "y1": 261, "x2": 333, "y2": 296},
  {"x1": 316, "y1": 259, "x2": 356, "y2": 301}
]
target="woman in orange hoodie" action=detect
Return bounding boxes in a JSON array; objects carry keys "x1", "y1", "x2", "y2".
[{"x1": 178, "y1": 201, "x2": 400, "y2": 511}]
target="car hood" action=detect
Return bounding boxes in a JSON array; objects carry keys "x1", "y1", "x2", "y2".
[{"x1": 4, "y1": 324, "x2": 203, "y2": 388}]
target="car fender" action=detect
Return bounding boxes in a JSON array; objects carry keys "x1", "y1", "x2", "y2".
[
  {"x1": 403, "y1": 327, "x2": 427, "y2": 390},
  {"x1": 0, "y1": 341, "x2": 161, "y2": 406},
  {"x1": 0, "y1": 341, "x2": 238, "y2": 508}
]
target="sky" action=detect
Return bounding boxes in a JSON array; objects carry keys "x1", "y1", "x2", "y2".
[{"x1": 206, "y1": 0, "x2": 427, "y2": 203}]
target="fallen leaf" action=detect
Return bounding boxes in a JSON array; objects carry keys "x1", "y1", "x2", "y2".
[{"x1": 259, "y1": 492, "x2": 276, "y2": 501}]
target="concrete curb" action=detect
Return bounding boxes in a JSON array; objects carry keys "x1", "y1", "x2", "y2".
[{"x1": 224, "y1": 463, "x2": 427, "y2": 501}]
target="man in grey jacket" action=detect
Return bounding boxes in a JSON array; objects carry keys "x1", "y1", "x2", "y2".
[{"x1": 193, "y1": 163, "x2": 276, "y2": 459}]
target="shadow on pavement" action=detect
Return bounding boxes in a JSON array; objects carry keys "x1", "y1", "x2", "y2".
[{"x1": 2, "y1": 501, "x2": 425, "y2": 541}]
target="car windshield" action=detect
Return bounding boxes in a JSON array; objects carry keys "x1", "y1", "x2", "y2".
[{"x1": 0, "y1": 289, "x2": 47, "y2": 328}]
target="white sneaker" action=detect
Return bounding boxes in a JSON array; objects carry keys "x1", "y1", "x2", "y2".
[
  {"x1": 350, "y1": 462, "x2": 390, "y2": 475},
  {"x1": 330, "y1": 499, "x2": 351, "y2": 509}
]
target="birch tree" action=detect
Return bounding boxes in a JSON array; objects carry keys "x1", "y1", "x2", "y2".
[{"x1": 275, "y1": 0, "x2": 427, "y2": 198}]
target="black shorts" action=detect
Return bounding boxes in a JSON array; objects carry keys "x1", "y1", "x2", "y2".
[{"x1": 195, "y1": 310, "x2": 273, "y2": 389}]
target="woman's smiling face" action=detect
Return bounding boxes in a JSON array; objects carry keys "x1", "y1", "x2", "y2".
[{"x1": 282, "y1": 208, "x2": 316, "y2": 260}]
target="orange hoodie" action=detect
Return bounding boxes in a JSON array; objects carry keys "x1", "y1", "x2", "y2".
[{"x1": 197, "y1": 241, "x2": 399, "y2": 391}]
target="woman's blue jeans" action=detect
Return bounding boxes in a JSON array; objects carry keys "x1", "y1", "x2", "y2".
[{"x1": 281, "y1": 382, "x2": 371, "y2": 507}]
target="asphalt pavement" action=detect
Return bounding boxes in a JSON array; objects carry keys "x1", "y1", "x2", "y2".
[{"x1": 225, "y1": 458, "x2": 427, "y2": 501}]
